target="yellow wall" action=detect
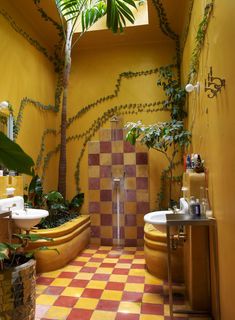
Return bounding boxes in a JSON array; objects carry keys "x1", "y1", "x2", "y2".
[
  {"x1": 68, "y1": 41, "x2": 176, "y2": 212},
  {"x1": 0, "y1": 0, "x2": 58, "y2": 192},
  {"x1": 181, "y1": 1, "x2": 235, "y2": 318}
]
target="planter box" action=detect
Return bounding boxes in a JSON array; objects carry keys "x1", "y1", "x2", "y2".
[
  {"x1": 28, "y1": 215, "x2": 90, "y2": 273},
  {"x1": 0, "y1": 259, "x2": 36, "y2": 320}
]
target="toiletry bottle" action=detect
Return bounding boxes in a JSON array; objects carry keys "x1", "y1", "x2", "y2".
[
  {"x1": 195, "y1": 199, "x2": 201, "y2": 216},
  {"x1": 189, "y1": 196, "x2": 196, "y2": 215},
  {"x1": 186, "y1": 154, "x2": 191, "y2": 172},
  {"x1": 200, "y1": 186, "x2": 208, "y2": 216}
]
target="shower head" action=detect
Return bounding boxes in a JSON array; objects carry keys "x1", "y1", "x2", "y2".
[{"x1": 110, "y1": 116, "x2": 119, "y2": 122}]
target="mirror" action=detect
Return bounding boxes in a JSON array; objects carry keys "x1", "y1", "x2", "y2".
[{"x1": 0, "y1": 101, "x2": 13, "y2": 140}]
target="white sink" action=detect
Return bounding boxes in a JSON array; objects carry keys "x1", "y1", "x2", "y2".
[
  {"x1": 12, "y1": 208, "x2": 48, "y2": 230},
  {"x1": 144, "y1": 198, "x2": 189, "y2": 233},
  {"x1": 0, "y1": 196, "x2": 48, "y2": 231},
  {"x1": 144, "y1": 210, "x2": 175, "y2": 232}
]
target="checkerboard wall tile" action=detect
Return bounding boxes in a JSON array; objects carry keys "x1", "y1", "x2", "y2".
[
  {"x1": 35, "y1": 246, "x2": 188, "y2": 320},
  {"x1": 88, "y1": 122, "x2": 150, "y2": 246}
]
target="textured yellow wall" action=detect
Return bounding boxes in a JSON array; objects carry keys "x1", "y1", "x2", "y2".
[
  {"x1": 0, "y1": 0, "x2": 58, "y2": 192},
  {"x1": 67, "y1": 41, "x2": 176, "y2": 212},
  {"x1": 181, "y1": 1, "x2": 235, "y2": 318}
]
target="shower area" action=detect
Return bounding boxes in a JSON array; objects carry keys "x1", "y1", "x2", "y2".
[{"x1": 88, "y1": 117, "x2": 150, "y2": 247}]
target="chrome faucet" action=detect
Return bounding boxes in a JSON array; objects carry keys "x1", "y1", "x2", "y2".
[
  {"x1": 172, "y1": 205, "x2": 180, "y2": 214},
  {"x1": 8, "y1": 203, "x2": 16, "y2": 210}
]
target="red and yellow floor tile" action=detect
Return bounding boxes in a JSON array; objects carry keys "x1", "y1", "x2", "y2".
[{"x1": 35, "y1": 246, "x2": 187, "y2": 320}]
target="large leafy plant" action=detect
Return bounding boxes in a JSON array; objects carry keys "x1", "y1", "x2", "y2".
[
  {"x1": 157, "y1": 66, "x2": 187, "y2": 121},
  {"x1": 53, "y1": 0, "x2": 139, "y2": 198},
  {"x1": 0, "y1": 132, "x2": 34, "y2": 175},
  {"x1": 126, "y1": 120, "x2": 191, "y2": 208},
  {"x1": 25, "y1": 175, "x2": 84, "y2": 228},
  {"x1": 0, "y1": 134, "x2": 59, "y2": 270}
]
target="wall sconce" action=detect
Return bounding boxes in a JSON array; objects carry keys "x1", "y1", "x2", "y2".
[
  {"x1": 185, "y1": 82, "x2": 200, "y2": 94},
  {"x1": 205, "y1": 67, "x2": 225, "y2": 98},
  {"x1": 0, "y1": 101, "x2": 9, "y2": 109}
]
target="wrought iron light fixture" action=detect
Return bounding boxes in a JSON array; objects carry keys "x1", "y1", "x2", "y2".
[{"x1": 205, "y1": 67, "x2": 225, "y2": 98}]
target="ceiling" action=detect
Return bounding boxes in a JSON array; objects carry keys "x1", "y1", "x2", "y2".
[{"x1": 9, "y1": 0, "x2": 188, "y2": 52}]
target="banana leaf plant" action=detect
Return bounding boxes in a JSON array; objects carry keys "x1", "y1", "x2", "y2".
[
  {"x1": 125, "y1": 120, "x2": 191, "y2": 208},
  {"x1": 0, "y1": 132, "x2": 34, "y2": 175},
  {"x1": 54, "y1": 0, "x2": 139, "y2": 198}
]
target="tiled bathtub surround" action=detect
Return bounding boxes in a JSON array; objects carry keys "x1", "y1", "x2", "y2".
[
  {"x1": 35, "y1": 246, "x2": 188, "y2": 320},
  {"x1": 88, "y1": 123, "x2": 149, "y2": 246}
]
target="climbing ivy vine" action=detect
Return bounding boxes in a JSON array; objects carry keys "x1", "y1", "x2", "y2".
[{"x1": 188, "y1": 2, "x2": 214, "y2": 82}]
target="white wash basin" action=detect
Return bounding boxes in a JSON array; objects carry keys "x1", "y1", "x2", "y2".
[
  {"x1": 144, "y1": 198, "x2": 189, "y2": 233},
  {"x1": 12, "y1": 208, "x2": 48, "y2": 230},
  {"x1": 144, "y1": 210, "x2": 176, "y2": 233},
  {"x1": 0, "y1": 196, "x2": 48, "y2": 231}
]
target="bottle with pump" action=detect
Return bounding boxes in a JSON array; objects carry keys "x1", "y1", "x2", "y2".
[{"x1": 200, "y1": 186, "x2": 209, "y2": 216}]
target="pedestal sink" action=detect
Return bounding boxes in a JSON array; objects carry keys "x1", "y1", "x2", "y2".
[
  {"x1": 0, "y1": 196, "x2": 48, "y2": 231},
  {"x1": 144, "y1": 198, "x2": 189, "y2": 232},
  {"x1": 11, "y1": 208, "x2": 48, "y2": 230}
]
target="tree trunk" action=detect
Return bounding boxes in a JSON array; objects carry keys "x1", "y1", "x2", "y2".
[{"x1": 58, "y1": 21, "x2": 73, "y2": 199}]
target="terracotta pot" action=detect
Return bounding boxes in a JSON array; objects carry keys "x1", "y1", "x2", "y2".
[{"x1": 0, "y1": 259, "x2": 36, "y2": 320}]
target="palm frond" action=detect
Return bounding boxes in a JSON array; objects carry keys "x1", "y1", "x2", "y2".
[{"x1": 106, "y1": 0, "x2": 137, "y2": 33}]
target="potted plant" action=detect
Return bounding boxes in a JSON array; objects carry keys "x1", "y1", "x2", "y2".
[
  {"x1": 0, "y1": 233, "x2": 58, "y2": 320},
  {"x1": 0, "y1": 132, "x2": 58, "y2": 319},
  {"x1": 125, "y1": 119, "x2": 191, "y2": 208}
]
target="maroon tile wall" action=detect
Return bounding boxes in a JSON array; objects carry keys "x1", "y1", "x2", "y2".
[{"x1": 88, "y1": 125, "x2": 149, "y2": 246}]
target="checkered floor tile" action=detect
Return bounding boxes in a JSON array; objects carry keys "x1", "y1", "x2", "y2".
[{"x1": 35, "y1": 246, "x2": 188, "y2": 320}]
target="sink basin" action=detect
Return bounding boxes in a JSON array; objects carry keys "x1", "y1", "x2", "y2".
[
  {"x1": 144, "y1": 210, "x2": 175, "y2": 233},
  {"x1": 0, "y1": 196, "x2": 48, "y2": 231},
  {"x1": 12, "y1": 209, "x2": 48, "y2": 230},
  {"x1": 144, "y1": 198, "x2": 189, "y2": 233}
]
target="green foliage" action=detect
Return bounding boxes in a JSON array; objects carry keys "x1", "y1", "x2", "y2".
[
  {"x1": 25, "y1": 176, "x2": 85, "y2": 228},
  {"x1": 157, "y1": 66, "x2": 187, "y2": 120},
  {"x1": 0, "y1": 132, "x2": 34, "y2": 176},
  {"x1": 70, "y1": 192, "x2": 84, "y2": 212},
  {"x1": 55, "y1": 0, "x2": 138, "y2": 34},
  {"x1": 106, "y1": 0, "x2": 137, "y2": 33},
  {"x1": 188, "y1": 2, "x2": 214, "y2": 82},
  {"x1": 0, "y1": 233, "x2": 58, "y2": 271},
  {"x1": 125, "y1": 120, "x2": 191, "y2": 208},
  {"x1": 126, "y1": 120, "x2": 191, "y2": 155},
  {"x1": 39, "y1": 190, "x2": 84, "y2": 228},
  {"x1": 27, "y1": 175, "x2": 44, "y2": 208}
]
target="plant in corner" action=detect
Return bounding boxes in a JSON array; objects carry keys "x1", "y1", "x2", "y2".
[
  {"x1": 125, "y1": 120, "x2": 191, "y2": 209},
  {"x1": 24, "y1": 174, "x2": 84, "y2": 228},
  {"x1": 0, "y1": 132, "x2": 58, "y2": 320}
]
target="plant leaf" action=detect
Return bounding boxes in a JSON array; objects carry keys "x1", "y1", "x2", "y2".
[{"x1": 0, "y1": 132, "x2": 34, "y2": 175}]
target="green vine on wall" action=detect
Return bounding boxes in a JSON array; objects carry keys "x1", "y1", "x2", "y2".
[
  {"x1": 35, "y1": 128, "x2": 57, "y2": 170},
  {"x1": 13, "y1": 97, "x2": 58, "y2": 140},
  {"x1": 32, "y1": 0, "x2": 65, "y2": 73},
  {"x1": 180, "y1": 0, "x2": 194, "y2": 57},
  {"x1": 0, "y1": 9, "x2": 55, "y2": 65},
  {"x1": 151, "y1": 0, "x2": 181, "y2": 79},
  {"x1": 188, "y1": 2, "x2": 214, "y2": 82},
  {"x1": 66, "y1": 67, "x2": 162, "y2": 128},
  {"x1": 157, "y1": 159, "x2": 182, "y2": 209},
  {"x1": 33, "y1": 0, "x2": 63, "y2": 36},
  {"x1": 41, "y1": 100, "x2": 169, "y2": 188}
]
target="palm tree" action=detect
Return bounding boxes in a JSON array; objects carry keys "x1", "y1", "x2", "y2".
[{"x1": 55, "y1": 0, "x2": 138, "y2": 198}]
